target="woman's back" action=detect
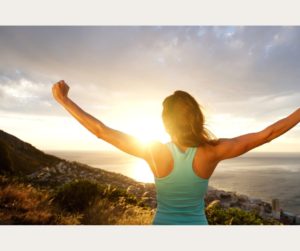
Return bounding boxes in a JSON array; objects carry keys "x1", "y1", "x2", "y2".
[
  {"x1": 52, "y1": 82, "x2": 300, "y2": 225},
  {"x1": 153, "y1": 141, "x2": 209, "y2": 225}
]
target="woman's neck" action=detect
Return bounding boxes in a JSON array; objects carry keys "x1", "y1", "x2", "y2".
[{"x1": 171, "y1": 137, "x2": 188, "y2": 153}]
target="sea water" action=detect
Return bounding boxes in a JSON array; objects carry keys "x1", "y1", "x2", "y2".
[{"x1": 47, "y1": 150, "x2": 300, "y2": 214}]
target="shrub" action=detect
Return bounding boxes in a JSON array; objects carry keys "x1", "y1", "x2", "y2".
[
  {"x1": 101, "y1": 184, "x2": 138, "y2": 205},
  {"x1": 0, "y1": 175, "x2": 81, "y2": 224},
  {"x1": 81, "y1": 198, "x2": 154, "y2": 225},
  {"x1": 53, "y1": 179, "x2": 145, "y2": 218},
  {"x1": 205, "y1": 200, "x2": 282, "y2": 225},
  {"x1": 53, "y1": 180, "x2": 101, "y2": 213}
]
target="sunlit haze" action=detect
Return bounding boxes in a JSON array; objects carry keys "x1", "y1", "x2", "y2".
[{"x1": 1, "y1": 26, "x2": 300, "y2": 153}]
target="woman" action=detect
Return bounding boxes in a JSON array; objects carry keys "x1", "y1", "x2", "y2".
[{"x1": 52, "y1": 80, "x2": 300, "y2": 225}]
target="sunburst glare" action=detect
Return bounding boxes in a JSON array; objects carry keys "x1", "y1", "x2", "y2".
[{"x1": 131, "y1": 158, "x2": 154, "y2": 183}]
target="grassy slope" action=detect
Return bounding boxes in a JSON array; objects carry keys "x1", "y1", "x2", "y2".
[
  {"x1": 0, "y1": 129, "x2": 285, "y2": 225},
  {"x1": 0, "y1": 175, "x2": 282, "y2": 225},
  {"x1": 0, "y1": 175, "x2": 154, "y2": 225}
]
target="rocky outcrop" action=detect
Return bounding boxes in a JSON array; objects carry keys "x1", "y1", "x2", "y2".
[
  {"x1": 205, "y1": 188, "x2": 300, "y2": 225},
  {"x1": 205, "y1": 188, "x2": 273, "y2": 220}
]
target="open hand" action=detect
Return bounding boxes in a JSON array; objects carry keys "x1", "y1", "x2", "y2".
[{"x1": 52, "y1": 80, "x2": 70, "y2": 103}]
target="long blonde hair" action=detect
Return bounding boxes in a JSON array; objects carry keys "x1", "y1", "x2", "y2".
[{"x1": 162, "y1": 90, "x2": 218, "y2": 147}]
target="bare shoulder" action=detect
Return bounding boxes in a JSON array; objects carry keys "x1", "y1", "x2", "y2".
[
  {"x1": 199, "y1": 142, "x2": 218, "y2": 164},
  {"x1": 144, "y1": 140, "x2": 171, "y2": 162},
  {"x1": 192, "y1": 142, "x2": 220, "y2": 179},
  {"x1": 144, "y1": 140, "x2": 173, "y2": 177},
  {"x1": 146, "y1": 140, "x2": 168, "y2": 153},
  {"x1": 205, "y1": 138, "x2": 230, "y2": 162}
]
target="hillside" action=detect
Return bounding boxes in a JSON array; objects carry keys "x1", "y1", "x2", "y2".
[
  {"x1": 0, "y1": 130, "x2": 60, "y2": 175},
  {"x1": 0, "y1": 129, "x2": 289, "y2": 225},
  {"x1": 0, "y1": 129, "x2": 157, "y2": 208}
]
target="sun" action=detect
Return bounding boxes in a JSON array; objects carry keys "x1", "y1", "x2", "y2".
[
  {"x1": 133, "y1": 125, "x2": 169, "y2": 145},
  {"x1": 117, "y1": 113, "x2": 170, "y2": 145},
  {"x1": 111, "y1": 109, "x2": 170, "y2": 183}
]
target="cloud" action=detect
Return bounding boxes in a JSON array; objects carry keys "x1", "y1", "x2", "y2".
[
  {"x1": 0, "y1": 26, "x2": 299, "y2": 122},
  {"x1": 0, "y1": 70, "x2": 55, "y2": 115},
  {"x1": 1, "y1": 26, "x2": 299, "y2": 151}
]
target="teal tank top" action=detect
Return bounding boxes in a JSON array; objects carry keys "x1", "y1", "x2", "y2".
[{"x1": 153, "y1": 141, "x2": 209, "y2": 225}]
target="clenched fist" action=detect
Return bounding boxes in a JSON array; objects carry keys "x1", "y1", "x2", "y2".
[{"x1": 52, "y1": 80, "x2": 70, "y2": 103}]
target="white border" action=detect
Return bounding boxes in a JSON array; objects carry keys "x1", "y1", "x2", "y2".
[
  {"x1": 1, "y1": 226, "x2": 300, "y2": 251},
  {"x1": 0, "y1": 0, "x2": 300, "y2": 25},
  {"x1": 1, "y1": 0, "x2": 300, "y2": 250}
]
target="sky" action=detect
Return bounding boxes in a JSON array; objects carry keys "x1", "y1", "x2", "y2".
[{"x1": 0, "y1": 26, "x2": 300, "y2": 152}]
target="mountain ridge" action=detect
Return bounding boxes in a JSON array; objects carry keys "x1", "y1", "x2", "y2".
[{"x1": 0, "y1": 129, "x2": 60, "y2": 175}]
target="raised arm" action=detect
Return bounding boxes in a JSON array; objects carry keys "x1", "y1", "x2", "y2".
[
  {"x1": 52, "y1": 80, "x2": 153, "y2": 159},
  {"x1": 213, "y1": 108, "x2": 300, "y2": 162}
]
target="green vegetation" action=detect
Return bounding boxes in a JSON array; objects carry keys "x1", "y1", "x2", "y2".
[
  {"x1": 205, "y1": 200, "x2": 282, "y2": 225},
  {"x1": 0, "y1": 175, "x2": 282, "y2": 225},
  {"x1": 53, "y1": 180, "x2": 143, "y2": 213},
  {"x1": 52, "y1": 179, "x2": 153, "y2": 224},
  {"x1": 53, "y1": 180, "x2": 101, "y2": 213},
  {"x1": 0, "y1": 175, "x2": 80, "y2": 224},
  {"x1": 0, "y1": 176, "x2": 154, "y2": 225},
  {"x1": 0, "y1": 129, "x2": 285, "y2": 225}
]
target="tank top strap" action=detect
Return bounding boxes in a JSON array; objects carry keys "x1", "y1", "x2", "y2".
[
  {"x1": 186, "y1": 147, "x2": 197, "y2": 161},
  {"x1": 163, "y1": 142, "x2": 199, "y2": 179}
]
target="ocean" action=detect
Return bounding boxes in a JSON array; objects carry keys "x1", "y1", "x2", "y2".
[{"x1": 47, "y1": 150, "x2": 300, "y2": 215}]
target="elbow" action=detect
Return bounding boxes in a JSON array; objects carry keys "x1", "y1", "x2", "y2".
[
  {"x1": 94, "y1": 125, "x2": 104, "y2": 139},
  {"x1": 263, "y1": 127, "x2": 273, "y2": 143},
  {"x1": 265, "y1": 138, "x2": 272, "y2": 144},
  {"x1": 95, "y1": 124, "x2": 108, "y2": 139},
  {"x1": 95, "y1": 129, "x2": 104, "y2": 139},
  {"x1": 95, "y1": 131, "x2": 102, "y2": 139}
]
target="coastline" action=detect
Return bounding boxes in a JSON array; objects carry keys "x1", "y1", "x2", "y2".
[
  {"x1": 0, "y1": 128, "x2": 299, "y2": 224},
  {"x1": 46, "y1": 149, "x2": 300, "y2": 220},
  {"x1": 25, "y1": 158, "x2": 300, "y2": 224}
]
